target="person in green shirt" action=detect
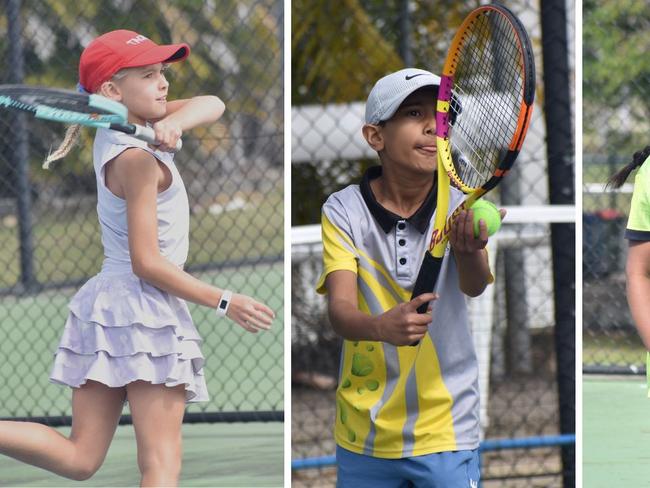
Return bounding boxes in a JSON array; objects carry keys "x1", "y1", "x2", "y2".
[{"x1": 609, "y1": 146, "x2": 650, "y2": 349}]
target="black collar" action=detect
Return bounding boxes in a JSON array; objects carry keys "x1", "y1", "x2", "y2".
[{"x1": 359, "y1": 166, "x2": 437, "y2": 234}]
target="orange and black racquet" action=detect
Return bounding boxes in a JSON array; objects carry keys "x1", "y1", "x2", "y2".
[{"x1": 411, "y1": 4, "x2": 536, "y2": 318}]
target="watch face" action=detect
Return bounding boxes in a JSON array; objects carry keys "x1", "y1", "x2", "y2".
[{"x1": 219, "y1": 300, "x2": 227, "y2": 310}]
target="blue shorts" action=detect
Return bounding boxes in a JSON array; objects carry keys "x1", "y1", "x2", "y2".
[{"x1": 336, "y1": 446, "x2": 480, "y2": 488}]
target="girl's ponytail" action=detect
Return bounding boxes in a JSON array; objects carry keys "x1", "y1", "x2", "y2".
[
  {"x1": 42, "y1": 69, "x2": 131, "y2": 170},
  {"x1": 42, "y1": 124, "x2": 82, "y2": 169},
  {"x1": 606, "y1": 145, "x2": 650, "y2": 189}
]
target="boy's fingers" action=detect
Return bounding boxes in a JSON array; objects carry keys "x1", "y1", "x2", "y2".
[
  {"x1": 408, "y1": 292, "x2": 438, "y2": 311},
  {"x1": 413, "y1": 313, "x2": 433, "y2": 325},
  {"x1": 478, "y1": 219, "x2": 489, "y2": 241},
  {"x1": 499, "y1": 208, "x2": 507, "y2": 220},
  {"x1": 407, "y1": 324, "x2": 430, "y2": 344},
  {"x1": 450, "y1": 214, "x2": 459, "y2": 244},
  {"x1": 452, "y1": 210, "x2": 467, "y2": 247},
  {"x1": 464, "y1": 210, "x2": 475, "y2": 239}
]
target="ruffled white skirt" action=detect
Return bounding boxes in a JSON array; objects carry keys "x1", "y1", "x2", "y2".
[{"x1": 50, "y1": 272, "x2": 209, "y2": 402}]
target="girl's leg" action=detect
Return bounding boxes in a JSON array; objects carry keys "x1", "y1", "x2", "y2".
[
  {"x1": 126, "y1": 380, "x2": 186, "y2": 487},
  {"x1": 0, "y1": 380, "x2": 125, "y2": 480}
]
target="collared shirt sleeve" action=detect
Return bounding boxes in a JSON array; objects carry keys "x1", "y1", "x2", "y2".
[
  {"x1": 316, "y1": 197, "x2": 359, "y2": 294},
  {"x1": 626, "y1": 165, "x2": 650, "y2": 241}
]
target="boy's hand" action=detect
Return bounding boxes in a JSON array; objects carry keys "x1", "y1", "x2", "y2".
[
  {"x1": 376, "y1": 293, "x2": 437, "y2": 346},
  {"x1": 450, "y1": 208, "x2": 508, "y2": 254},
  {"x1": 227, "y1": 293, "x2": 275, "y2": 333},
  {"x1": 449, "y1": 209, "x2": 486, "y2": 254},
  {"x1": 151, "y1": 119, "x2": 183, "y2": 152}
]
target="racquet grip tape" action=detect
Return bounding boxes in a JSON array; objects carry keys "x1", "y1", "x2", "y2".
[{"x1": 409, "y1": 253, "x2": 443, "y2": 346}]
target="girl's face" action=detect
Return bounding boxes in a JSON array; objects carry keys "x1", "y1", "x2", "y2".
[{"x1": 103, "y1": 63, "x2": 170, "y2": 125}]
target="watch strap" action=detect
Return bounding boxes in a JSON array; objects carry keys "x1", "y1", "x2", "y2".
[{"x1": 216, "y1": 290, "x2": 233, "y2": 317}]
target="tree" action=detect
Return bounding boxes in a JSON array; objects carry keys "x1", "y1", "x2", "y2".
[
  {"x1": 291, "y1": 0, "x2": 484, "y2": 225},
  {"x1": 0, "y1": 0, "x2": 282, "y2": 195},
  {"x1": 583, "y1": 0, "x2": 650, "y2": 155}
]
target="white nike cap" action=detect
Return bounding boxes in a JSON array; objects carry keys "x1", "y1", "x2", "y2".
[{"x1": 365, "y1": 68, "x2": 441, "y2": 125}]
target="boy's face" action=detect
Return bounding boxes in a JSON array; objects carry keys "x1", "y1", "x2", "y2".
[{"x1": 365, "y1": 87, "x2": 438, "y2": 175}]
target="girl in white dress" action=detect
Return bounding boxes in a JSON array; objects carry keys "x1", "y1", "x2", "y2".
[{"x1": 0, "y1": 29, "x2": 274, "y2": 486}]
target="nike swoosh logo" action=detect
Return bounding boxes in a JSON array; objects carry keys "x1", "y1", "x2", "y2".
[{"x1": 405, "y1": 74, "x2": 426, "y2": 80}]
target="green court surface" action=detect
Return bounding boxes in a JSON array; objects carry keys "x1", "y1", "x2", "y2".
[
  {"x1": 0, "y1": 263, "x2": 283, "y2": 418},
  {"x1": 0, "y1": 190, "x2": 283, "y2": 290},
  {"x1": 0, "y1": 422, "x2": 282, "y2": 487},
  {"x1": 583, "y1": 376, "x2": 650, "y2": 487}
]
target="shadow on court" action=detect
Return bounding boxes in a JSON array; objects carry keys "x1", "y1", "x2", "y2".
[
  {"x1": 583, "y1": 376, "x2": 650, "y2": 487},
  {"x1": 0, "y1": 422, "x2": 283, "y2": 487}
]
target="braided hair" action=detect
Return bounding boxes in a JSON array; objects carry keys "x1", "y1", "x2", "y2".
[
  {"x1": 43, "y1": 69, "x2": 129, "y2": 169},
  {"x1": 607, "y1": 146, "x2": 650, "y2": 189},
  {"x1": 43, "y1": 124, "x2": 82, "y2": 169}
]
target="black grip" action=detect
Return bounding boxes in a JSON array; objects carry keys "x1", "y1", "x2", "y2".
[
  {"x1": 409, "y1": 252, "x2": 443, "y2": 346},
  {"x1": 411, "y1": 252, "x2": 443, "y2": 313}
]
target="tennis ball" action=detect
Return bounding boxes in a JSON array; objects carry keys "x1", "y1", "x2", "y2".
[{"x1": 471, "y1": 200, "x2": 501, "y2": 237}]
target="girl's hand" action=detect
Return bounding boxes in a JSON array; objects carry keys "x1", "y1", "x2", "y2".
[
  {"x1": 226, "y1": 293, "x2": 275, "y2": 333},
  {"x1": 151, "y1": 119, "x2": 183, "y2": 152}
]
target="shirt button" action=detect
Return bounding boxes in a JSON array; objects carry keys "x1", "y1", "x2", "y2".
[
  {"x1": 397, "y1": 222, "x2": 406, "y2": 230},
  {"x1": 398, "y1": 239, "x2": 406, "y2": 246},
  {"x1": 399, "y1": 257, "x2": 407, "y2": 265}
]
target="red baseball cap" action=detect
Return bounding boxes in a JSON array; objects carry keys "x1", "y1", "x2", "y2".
[{"x1": 79, "y1": 29, "x2": 190, "y2": 93}]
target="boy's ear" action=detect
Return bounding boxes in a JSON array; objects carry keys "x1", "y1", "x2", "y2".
[
  {"x1": 362, "y1": 124, "x2": 384, "y2": 152},
  {"x1": 98, "y1": 81, "x2": 122, "y2": 101}
]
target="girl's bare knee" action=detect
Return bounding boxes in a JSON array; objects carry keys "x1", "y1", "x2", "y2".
[
  {"x1": 65, "y1": 444, "x2": 107, "y2": 481},
  {"x1": 67, "y1": 457, "x2": 103, "y2": 481},
  {"x1": 138, "y1": 449, "x2": 181, "y2": 478}
]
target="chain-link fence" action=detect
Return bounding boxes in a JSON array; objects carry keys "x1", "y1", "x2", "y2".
[
  {"x1": 291, "y1": 1, "x2": 574, "y2": 486},
  {"x1": 0, "y1": 0, "x2": 283, "y2": 423},
  {"x1": 583, "y1": 0, "x2": 650, "y2": 374}
]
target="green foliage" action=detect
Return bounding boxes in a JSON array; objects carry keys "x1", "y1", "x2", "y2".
[
  {"x1": 2, "y1": 0, "x2": 281, "y2": 190},
  {"x1": 292, "y1": 159, "x2": 375, "y2": 225},
  {"x1": 583, "y1": 0, "x2": 650, "y2": 156},
  {"x1": 0, "y1": 188, "x2": 282, "y2": 289},
  {"x1": 584, "y1": 0, "x2": 650, "y2": 101},
  {"x1": 291, "y1": 0, "x2": 484, "y2": 225},
  {"x1": 291, "y1": 0, "x2": 477, "y2": 105},
  {"x1": 292, "y1": 0, "x2": 403, "y2": 104}
]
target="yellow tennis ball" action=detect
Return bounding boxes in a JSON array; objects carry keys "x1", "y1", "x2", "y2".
[{"x1": 471, "y1": 200, "x2": 501, "y2": 237}]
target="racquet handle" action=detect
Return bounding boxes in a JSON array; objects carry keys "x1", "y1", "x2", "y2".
[
  {"x1": 133, "y1": 124, "x2": 183, "y2": 152},
  {"x1": 409, "y1": 252, "x2": 444, "y2": 346}
]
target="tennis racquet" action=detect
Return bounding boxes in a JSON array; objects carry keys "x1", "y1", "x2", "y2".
[
  {"x1": 0, "y1": 85, "x2": 182, "y2": 168},
  {"x1": 410, "y1": 4, "x2": 536, "y2": 320}
]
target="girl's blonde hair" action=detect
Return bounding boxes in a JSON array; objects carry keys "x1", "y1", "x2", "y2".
[{"x1": 43, "y1": 69, "x2": 129, "y2": 169}]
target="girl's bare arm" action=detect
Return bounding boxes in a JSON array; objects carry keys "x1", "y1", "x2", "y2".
[{"x1": 111, "y1": 147, "x2": 274, "y2": 332}]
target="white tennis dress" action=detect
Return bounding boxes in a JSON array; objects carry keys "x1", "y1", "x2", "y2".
[{"x1": 50, "y1": 128, "x2": 209, "y2": 402}]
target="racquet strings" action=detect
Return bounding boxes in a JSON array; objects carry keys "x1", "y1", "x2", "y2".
[
  {"x1": 0, "y1": 88, "x2": 91, "y2": 113},
  {"x1": 450, "y1": 10, "x2": 526, "y2": 190},
  {"x1": 0, "y1": 87, "x2": 125, "y2": 127}
]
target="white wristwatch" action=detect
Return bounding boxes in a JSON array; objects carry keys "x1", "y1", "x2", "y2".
[{"x1": 215, "y1": 290, "x2": 233, "y2": 317}]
